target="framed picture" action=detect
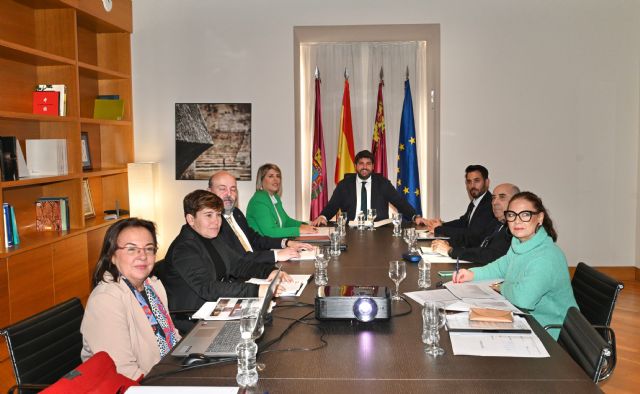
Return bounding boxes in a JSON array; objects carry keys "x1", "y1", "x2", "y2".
[
  {"x1": 81, "y1": 132, "x2": 92, "y2": 170},
  {"x1": 82, "y1": 179, "x2": 95, "y2": 218}
]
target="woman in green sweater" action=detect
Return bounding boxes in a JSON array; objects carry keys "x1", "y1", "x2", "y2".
[
  {"x1": 453, "y1": 191, "x2": 577, "y2": 339},
  {"x1": 246, "y1": 163, "x2": 317, "y2": 238}
]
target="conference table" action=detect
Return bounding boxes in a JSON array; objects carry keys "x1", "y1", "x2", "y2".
[{"x1": 144, "y1": 225, "x2": 600, "y2": 393}]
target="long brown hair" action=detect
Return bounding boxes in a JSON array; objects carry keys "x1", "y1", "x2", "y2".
[{"x1": 509, "y1": 191, "x2": 558, "y2": 242}]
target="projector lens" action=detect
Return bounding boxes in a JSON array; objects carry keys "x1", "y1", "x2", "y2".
[{"x1": 353, "y1": 298, "x2": 378, "y2": 322}]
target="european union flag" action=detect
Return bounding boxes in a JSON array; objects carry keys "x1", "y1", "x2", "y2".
[{"x1": 396, "y1": 78, "x2": 422, "y2": 216}]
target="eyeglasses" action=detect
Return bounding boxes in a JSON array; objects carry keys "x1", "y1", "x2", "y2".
[
  {"x1": 116, "y1": 245, "x2": 158, "y2": 256},
  {"x1": 504, "y1": 210, "x2": 539, "y2": 222}
]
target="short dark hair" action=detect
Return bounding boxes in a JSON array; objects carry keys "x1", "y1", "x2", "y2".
[
  {"x1": 93, "y1": 218, "x2": 158, "y2": 287},
  {"x1": 465, "y1": 165, "x2": 489, "y2": 180},
  {"x1": 354, "y1": 150, "x2": 375, "y2": 165},
  {"x1": 183, "y1": 189, "x2": 223, "y2": 218},
  {"x1": 509, "y1": 191, "x2": 558, "y2": 242}
]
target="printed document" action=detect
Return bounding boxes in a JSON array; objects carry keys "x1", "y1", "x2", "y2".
[
  {"x1": 449, "y1": 332, "x2": 550, "y2": 358},
  {"x1": 404, "y1": 289, "x2": 460, "y2": 306},
  {"x1": 246, "y1": 274, "x2": 311, "y2": 297},
  {"x1": 444, "y1": 282, "x2": 503, "y2": 300}
]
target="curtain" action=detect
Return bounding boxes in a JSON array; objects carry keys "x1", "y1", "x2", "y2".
[{"x1": 299, "y1": 41, "x2": 428, "y2": 220}]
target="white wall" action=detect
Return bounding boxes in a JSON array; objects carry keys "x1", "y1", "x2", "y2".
[{"x1": 132, "y1": 0, "x2": 640, "y2": 266}]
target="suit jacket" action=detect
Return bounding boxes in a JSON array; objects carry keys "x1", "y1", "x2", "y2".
[
  {"x1": 218, "y1": 207, "x2": 282, "y2": 264},
  {"x1": 449, "y1": 222, "x2": 511, "y2": 265},
  {"x1": 81, "y1": 274, "x2": 180, "y2": 379},
  {"x1": 435, "y1": 191, "x2": 496, "y2": 248},
  {"x1": 162, "y1": 225, "x2": 274, "y2": 318},
  {"x1": 246, "y1": 190, "x2": 304, "y2": 237},
  {"x1": 320, "y1": 173, "x2": 417, "y2": 221}
]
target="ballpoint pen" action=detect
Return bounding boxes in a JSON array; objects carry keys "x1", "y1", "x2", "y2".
[{"x1": 455, "y1": 257, "x2": 460, "y2": 283}]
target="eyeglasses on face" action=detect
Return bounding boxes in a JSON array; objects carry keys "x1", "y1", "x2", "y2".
[
  {"x1": 504, "y1": 210, "x2": 540, "y2": 222},
  {"x1": 116, "y1": 245, "x2": 158, "y2": 256}
]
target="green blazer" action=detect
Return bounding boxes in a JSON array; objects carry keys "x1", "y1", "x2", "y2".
[{"x1": 246, "y1": 190, "x2": 303, "y2": 237}]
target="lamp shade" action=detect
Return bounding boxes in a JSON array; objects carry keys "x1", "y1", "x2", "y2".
[{"x1": 127, "y1": 162, "x2": 158, "y2": 222}]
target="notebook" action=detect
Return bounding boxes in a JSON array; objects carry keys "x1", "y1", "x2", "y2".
[{"x1": 171, "y1": 269, "x2": 280, "y2": 358}]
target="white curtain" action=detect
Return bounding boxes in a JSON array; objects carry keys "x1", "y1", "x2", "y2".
[{"x1": 299, "y1": 41, "x2": 428, "y2": 220}]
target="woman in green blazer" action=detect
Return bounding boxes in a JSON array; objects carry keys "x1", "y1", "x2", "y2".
[{"x1": 246, "y1": 163, "x2": 317, "y2": 238}]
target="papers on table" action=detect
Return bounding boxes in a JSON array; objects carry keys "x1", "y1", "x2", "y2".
[
  {"x1": 444, "y1": 281, "x2": 503, "y2": 300},
  {"x1": 298, "y1": 226, "x2": 332, "y2": 236},
  {"x1": 246, "y1": 274, "x2": 311, "y2": 297},
  {"x1": 290, "y1": 249, "x2": 316, "y2": 261},
  {"x1": 449, "y1": 332, "x2": 550, "y2": 358},
  {"x1": 419, "y1": 247, "x2": 471, "y2": 264},
  {"x1": 404, "y1": 289, "x2": 460, "y2": 306},
  {"x1": 445, "y1": 298, "x2": 523, "y2": 314},
  {"x1": 127, "y1": 387, "x2": 239, "y2": 394},
  {"x1": 347, "y1": 218, "x2": 392, "y2": 228},
  {"x1": 416, "y1": 229, "x2": 449, "y2": 240},
  {"x1": 191, "y1": 297, "x2": 260, "y2": 320},
  {"x1": 446, "y1": 312, "x2": 531, "y2": 333}
]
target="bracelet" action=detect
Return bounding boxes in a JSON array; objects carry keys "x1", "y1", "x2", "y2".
[{"x1": 285, "y1": 239, "x2": 289, "y2": 247}]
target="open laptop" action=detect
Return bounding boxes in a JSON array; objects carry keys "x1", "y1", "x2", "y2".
[{"x1": 171, "y1": 269, "x2": 281, "y2": 358}]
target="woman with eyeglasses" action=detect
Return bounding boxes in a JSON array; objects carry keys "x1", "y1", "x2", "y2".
[
  {"x1": 453, "y1": 191, "x2": 577, "y2": 339},
  {"x1": 80, "y1": 218, "x2": 180, "y2": 379}
]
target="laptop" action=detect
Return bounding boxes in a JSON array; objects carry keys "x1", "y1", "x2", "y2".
[{"x1": 171, "y1": 269, "x2": 281, "y2": 358}]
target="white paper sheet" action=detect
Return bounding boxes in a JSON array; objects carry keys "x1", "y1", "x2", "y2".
[
  {"x1": 246, "y1": 274, "x2": 311, "y2": 297},
  {"x1": 444, "y1": 282, "x2": 503, "y2": 299},
  {"x1": 445, "y1": 298, "x2": 522, "y2": 313},
  {"x1": 449, "y1": 332, "x2": 550, "y2": 358},
  {"x1": 289, "y1": 249, "x2": 316, "y2": 261},
  {"x1": 404, "y1": 289, "x2": 460, "y2": 306},
  {"x1": 446, "y1": 312, "x2": 531, "y2": 333},
  {"x1": 347, "y1": 218, "x2": 392, "y2": 228},
  {"x1": 298, "y1": 226, "x2": 332, "y2": 236}
]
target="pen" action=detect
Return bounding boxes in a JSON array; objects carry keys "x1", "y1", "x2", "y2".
[{"x1": 455, "y1": 257, "x2": 460, "y2": 282}]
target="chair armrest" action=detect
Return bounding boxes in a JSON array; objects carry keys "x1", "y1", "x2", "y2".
[
  {"x1": 592, "y1": 325, "x2": 617, "y2": 382},
  {"x1": 543, "y1": 323, "x2": 562, "y2": 331}
]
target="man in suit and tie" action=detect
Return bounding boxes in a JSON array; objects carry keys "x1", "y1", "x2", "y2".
[
  {"x1": 208, "y1": 171, "x2": 310, "y2": 264},
  {"x1": 431, "y1": 183, "x2": 520, "y2": 264},
  {"x1": 310, "y1": 150, "x2": 426, "y2": 225},
  {"x1": 426, "y1": 165, "x2": 496, "y2": 248}
]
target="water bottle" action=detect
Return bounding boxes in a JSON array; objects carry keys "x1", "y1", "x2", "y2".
[
  {"x1": 236, "y1": 339, "x2": 258, "y2": 386},
  {"x1": 418, "y1": 259, "x2": 431, "y2": 289}
]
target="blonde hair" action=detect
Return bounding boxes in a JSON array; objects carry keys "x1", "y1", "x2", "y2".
[{"x1": 255, "y1": 163, "x2": 282, "y2": 196}]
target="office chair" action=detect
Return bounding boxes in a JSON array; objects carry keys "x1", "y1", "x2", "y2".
[
  {"x1": 152, "y1": 259, "x2": 196, "y2": 335},
  {"x1": 0, "y1": 298, "x2": 84, "y2": 393},
  {"x1": 571, "y1": 262, "x2": 623, "y2": 380},
  {"x1": 548, "y1": 307, "x2": 615, "y2": 383}
]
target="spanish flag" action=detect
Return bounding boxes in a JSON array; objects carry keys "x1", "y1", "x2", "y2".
[{"x1": 334, "y1": 78, "x2": 356, "y2": 184}]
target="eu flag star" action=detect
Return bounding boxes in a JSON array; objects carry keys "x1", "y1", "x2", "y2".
[
  {"x1": 409, "y1": 137, "x2": 416, "y2": 144},
  {"x1": 399, "y1": 144, "x2": 405, "y2": 151},
  {"x1": 397, "y1": 179, "x2": 402, "y2": 186},
  {"x1": 414, "y1": 188, "x2": 420, "y2": 196},
  {"x1": 403, "y1": 186, "x2": 409, "y2": 194}
]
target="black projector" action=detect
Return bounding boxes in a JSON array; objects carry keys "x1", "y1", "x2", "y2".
[{"x1": 315, "y1": 285, "x2": 391, "y2": 322}]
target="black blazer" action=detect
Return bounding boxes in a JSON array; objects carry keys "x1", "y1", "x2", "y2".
[
  {"x1": 435, "y1": 191, "x2": 496, "y2": 248},
  {"x1": 218, "y1": 207, "x2": 282, "y2": 264},
  {"x1": 320, "y1": 173, "x2": 417, "y2": 221},
  {"x1": 162, "y1": 225, "x2": 273, "y2": 317},
  {"x1": 449, "y1": 222, "x2": 511, "y2": 265}
]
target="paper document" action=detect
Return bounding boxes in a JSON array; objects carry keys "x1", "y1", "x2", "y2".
[
  {"x1": 444, "y1": 282, "x2": 503, "y2": 300},
  {"x1": 404, "y1": 289, "x2": 460, "y2": 306},
  {"x1": 298, "y1": 227, "x2": 332, "y2": 236},
  {"x1": 191, "y1": 298, "x2": 262, "y2": 320},
  {"x1": 420, "y1": 254, "x2": 471, "y2": 264},
  {"x1": 449, "y1": 332, "x2": 549, "y2": 358},
  {"x1": 246, "y1": 274, "x2": 311, "y2": 297},
  {"x1": 127, "y1": 387, "x2": 238, "y2": 394},
  {"x1": 446, "y1": 312, "x2": 531, "y2": 333},
  {"x1": 348, "y1": 218, "x2": 392, "y2": 228},
  {"x1": 445, "y1": 298, "x2": 522, "y2": 313},
  {"x1": 290, "y1": 249, "x2": 316, "y2": 261}
]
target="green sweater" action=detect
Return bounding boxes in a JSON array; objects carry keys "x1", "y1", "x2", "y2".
[
  {"x1": 246, "y1": 190, "x2": 304, "y2": 238},
  {"x1": 470, "y1": 228, "x2": 577, "y2": 340}
]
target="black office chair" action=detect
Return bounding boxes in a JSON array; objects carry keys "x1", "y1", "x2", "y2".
[
  {"x1": 572, "y1": 262, "x2": 624, "y2": 327},
  {"x1": 0, "y1": 298, "x2": 84, "y2": 393},
  {"x1": 571, "y1": 262, "x2": 623, "y2": 380},
  {"x1": 548, "y1": 307, "x2": 614, "y2": 383},
  {"x1": 152, "y1": 259, "x2": 195, "y2": 335}
]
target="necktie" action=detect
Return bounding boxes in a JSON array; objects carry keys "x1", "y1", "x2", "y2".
[
  {"x1": 480, "y1": 223, "x2": 503, "y2": 248},
  {"x1": 465, "y1": 201, "x2": 475, "y2": 226},
  {"x1": 360, "y1": 181, "x2": 367, "y2": 214},
  {"x1": 225, "y1": 215, "x2": 252, "y2": 252}
]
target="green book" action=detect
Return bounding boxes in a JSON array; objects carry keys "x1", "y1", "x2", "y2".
[{"x1": 93, "y1": 99, "x2": 124, "y2": 120}]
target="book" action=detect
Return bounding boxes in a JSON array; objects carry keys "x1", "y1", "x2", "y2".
[
  {"x1": 36, "y1": 84, "x2": 67, "y2": 116},
  {"x1": 35, "y1": 197, "x2": 70, "y2": 232},
  {"x1": 26, "y1": 139, "x2": 68, "y2": 176},
  {"x1": 3, "y1": 203, "x2": 14, "y2": 248},
  {"x1": 93, "y1": 99, "x2": 124, "y2": 120},
  {"x1": 32, "y1": 91, "x2": 59, "y2": 116},
  {"x1": 97, "y1": 94, "x2": 120, "y2": 100},
  {"x1": 0, "y1": 136, "x2": 19, "y2": 181},
  {"x1": 10, "y1": 205, "x2": 19, "y2": 245}
]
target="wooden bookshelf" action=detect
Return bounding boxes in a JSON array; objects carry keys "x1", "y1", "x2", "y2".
[{"x1": 0, "y1": 1, "x2": 134, "y2": 389}]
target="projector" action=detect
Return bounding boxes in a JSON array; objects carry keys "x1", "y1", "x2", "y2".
[{"x1": 315, "y1": 285, "x2": 391, "y2": 322}]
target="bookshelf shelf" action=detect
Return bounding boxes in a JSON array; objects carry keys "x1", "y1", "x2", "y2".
[{"x1": 0, "y1": 2, "x2": 133, "y2": 387}]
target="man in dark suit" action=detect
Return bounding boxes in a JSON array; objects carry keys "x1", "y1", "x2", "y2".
[
  {"x1": 431, "y1": 183, "x2": 520, "y2": 264},
  {"x1": 208, "y1": 171, "x2": 310, "y2": 264},
  {"x1": 310, "y1": 150, "x2": 426, "y2": 225},
  {"x1": 426, "y1": 165, "x2": 497, "y2": 248}
]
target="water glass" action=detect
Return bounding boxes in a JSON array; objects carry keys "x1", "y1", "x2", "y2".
[
  {"x1": 405, "y1": 228, "x2": 418, "y2": 254},
  {"x1": 356, "y1": 211, "x2": 366, "y2": 231},
  {"x1": 336, "y1": 211, "x2": 347, "y2": 238},
  {"x1": 392, "y1": 212, "x2": 403, "y2": 237},
  {"x1": 314, "y1": 246, "x2": 329, "y2": 286},
  {"x1": 422, "y1": 301, "x2": 446, "y2": 356},
  {"x1": 329, "y1": 228, "x2": 341, "y2": 257},
  {"x1": 367, "y1": 208, "x2": 377, "y2": 231},
  {"x1": 388, "y1": 260, "x2": 406, "y2": 301},
  {"x1": 239, "y1": 306, "x2": 261, "y2": 340}
]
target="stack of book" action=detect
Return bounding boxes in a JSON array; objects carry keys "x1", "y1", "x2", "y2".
[
  {"x1": 33, "y1": 84, "x2": 67, "y2": 116},
  {"x1": 35, "y1": 197, "x2": 70, "y2": 232},
  {"x1": 26, "y1": 139, "x2": 68, "y2": 176},
  {"x1": 3, "y1": 203, "x2": 19, "y2": 248}
]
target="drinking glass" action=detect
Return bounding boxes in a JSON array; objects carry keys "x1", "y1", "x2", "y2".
[
  {"x1": 367, "y1": 208, "x2": 377, "y2": 231},
  {"x1": 356, "y1": 211, "x2": 366, "y2": 231},
  {"x1": 404, "y1": 228, "x2": 418, "y2": 254},
  {"x1": 239, "y1": 306, "x2": 261, "y2": 340},
  {"x1": 329, "y1": 227, "x2": 341, "y2": 257},
  {"x1": 314, "y1": 246, "x2": 329, "y2": 286},
  {"x1": 337, "y1": 211, "x2": 347, "y2": 238},
  {"x1": 422, "y1": 301, "x2": 447, "y2": 356},
  {"x1": 388, "y1": 260, "x2": 406, "y2": 301},
  {"x1": 392, "y1": 212, "x2": 403, "y2": 237}
]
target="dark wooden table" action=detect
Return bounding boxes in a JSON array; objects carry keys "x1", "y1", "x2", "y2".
[{"x1": 144, "y1": 226, "x2": 600, "y2": 393}]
